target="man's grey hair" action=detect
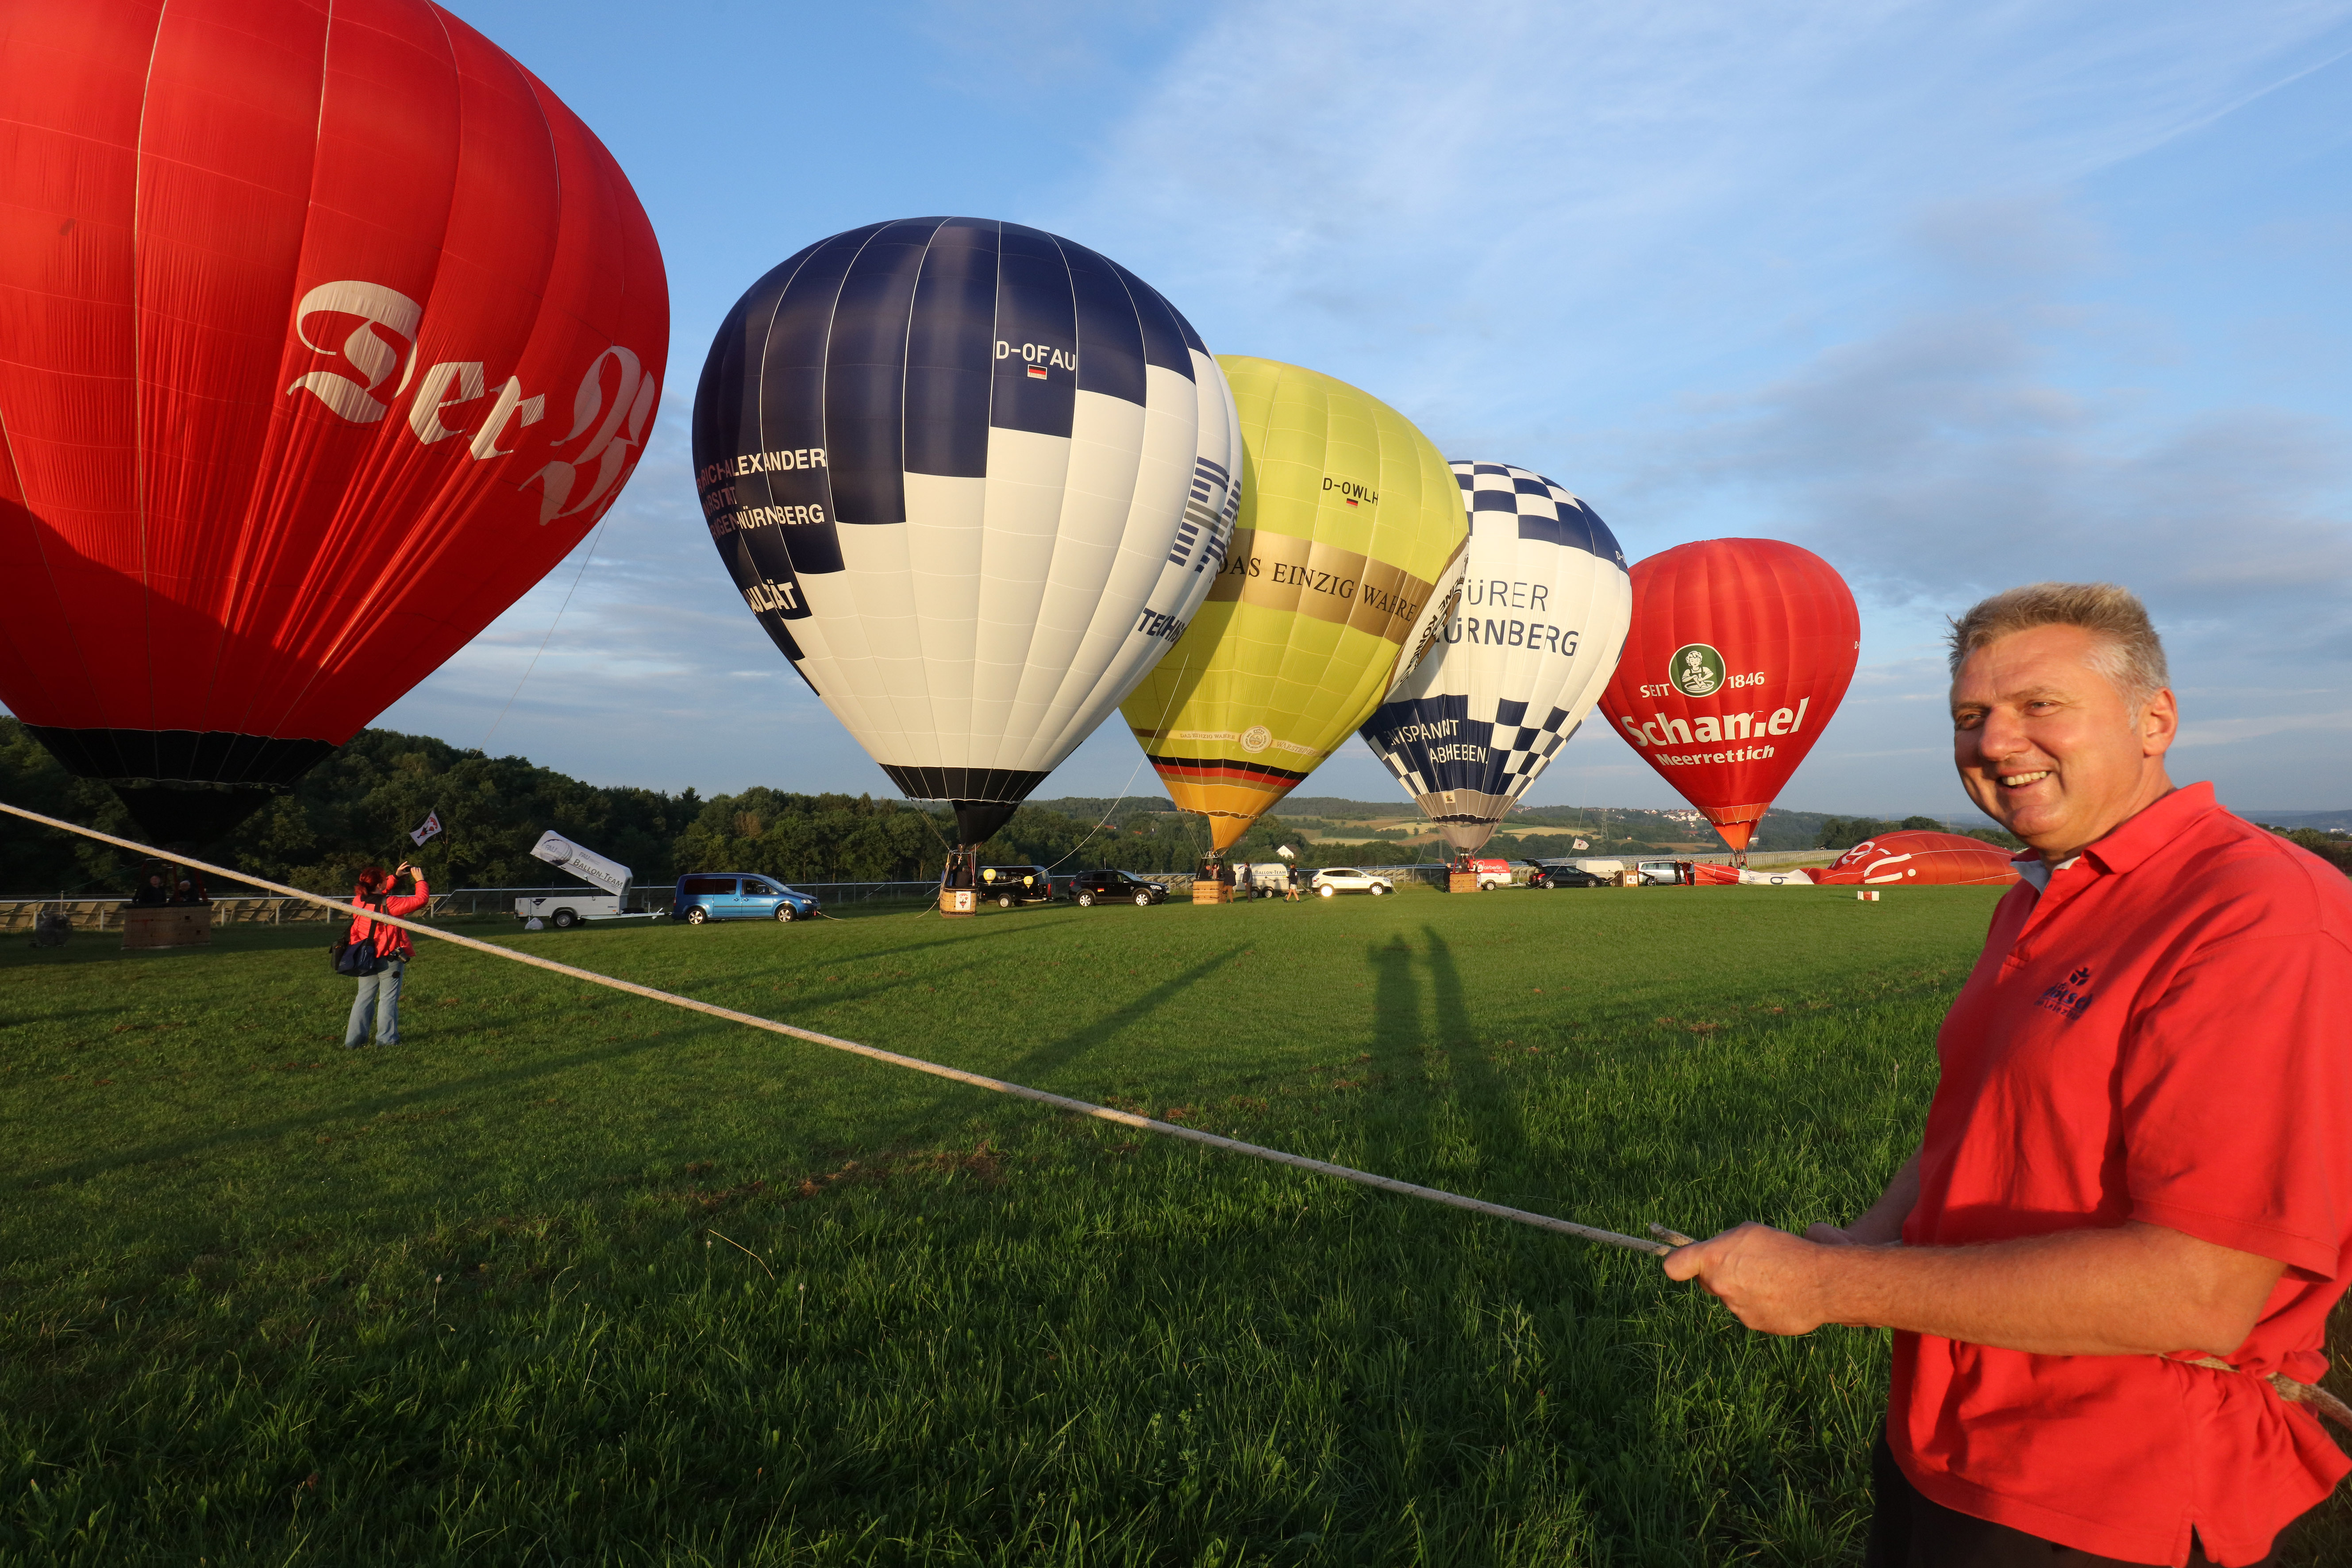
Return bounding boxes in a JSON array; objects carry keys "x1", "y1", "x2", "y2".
[{"x1": 1947, "y1": 582, "x2": 2169, "y2": 711}]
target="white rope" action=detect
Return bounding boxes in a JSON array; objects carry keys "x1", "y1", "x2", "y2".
[{"x1": 4, "y1": 798, "x2": 1672, "y2": 1258}]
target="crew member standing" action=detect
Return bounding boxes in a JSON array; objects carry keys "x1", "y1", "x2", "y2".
[
  {"x1": 1665, "y1": 583, "x2": 2352, "y2": 1566},
  {"x1": 344, "y1": 861, "x2": 430, "y2": 1050}
]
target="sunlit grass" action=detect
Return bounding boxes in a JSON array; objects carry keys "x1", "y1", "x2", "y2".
[{"x1": 3, "y1": 886, "x2": 2342, "y2": 1564}]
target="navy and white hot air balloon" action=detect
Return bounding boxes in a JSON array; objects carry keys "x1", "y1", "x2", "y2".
[
  {"x1": 693, "y1": 218, "x2": 1241, "y2": 850},
  {"x1": 1358, "y1": 462, "x2": 1632, "y2": 856}
]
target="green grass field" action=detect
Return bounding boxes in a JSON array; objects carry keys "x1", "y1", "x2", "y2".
[{"x1": 4, "y1": 885, "x2": 2345, "y2": 1565}]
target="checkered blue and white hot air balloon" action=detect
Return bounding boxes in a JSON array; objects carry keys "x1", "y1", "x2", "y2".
[
  {"x1": 693, "y1": 218, "x2": 1242, "y2": 849},
  {"x1": 1357, "y1": 462, "x2": 1632, "y2": 856}
]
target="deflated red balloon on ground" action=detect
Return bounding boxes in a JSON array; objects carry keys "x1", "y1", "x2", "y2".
[
  {"x1": 0, "y1": 0, "x2": 668, "y2": 840},
  {"x1": 1809, "y1": 831, "x2": 2021, "y2": 886},
  {"x1": 1597, "y1": 539, "x2": 1859, "y2": 852}
]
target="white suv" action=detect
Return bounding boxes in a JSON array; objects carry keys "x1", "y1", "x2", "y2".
[{"x1": 1311, "y1": 867, "x2": 1394, "y2": 898}]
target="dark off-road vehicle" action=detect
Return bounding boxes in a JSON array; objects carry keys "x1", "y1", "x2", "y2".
[
  {"x1": 974, "y1": 864, "x2": 1055, "y2": 908},
  {"x1": 1068, "y1": 868, "x2": 1170, "y2": 907}
]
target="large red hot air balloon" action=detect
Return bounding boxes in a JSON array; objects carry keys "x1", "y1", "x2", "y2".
[
  {"x1": 1810, "y1": 831, "x2": 2020, "y2": 887},
  {"x1": 0, "y1": 0, "x2": 667, "y2": 842},
  {"x1": 1597, "y1": 539, "x2": 1858, "y2": 856}
]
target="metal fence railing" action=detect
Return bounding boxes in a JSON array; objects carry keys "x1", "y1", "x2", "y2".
[
  {"x1": 0, "y1": 894, "x2": 467, "y2": 932},
  {"x1": 440, "y1": 885, "x2": 653, "y2": 917}
]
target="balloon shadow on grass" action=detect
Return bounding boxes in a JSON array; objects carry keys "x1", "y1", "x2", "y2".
[{"x1": 1347, "y1": 927, "x2": 1531, "y2": 1211}]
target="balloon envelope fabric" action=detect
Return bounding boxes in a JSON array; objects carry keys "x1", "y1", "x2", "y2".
[
  {"x1": 692, "y1": 217, "x2": 1240, "y2": 848},
  {"x1": 1810, "y1": 830, "x2": 2020, "y2": 886},
  {"x1": 1359, "y1": 462, "x2": 1631, "y2": 855},
  {"x1": 0, "y1": 0, "x2": 668, "y2": 843},
  {"x1": 1120, "y1": 357, "x2": 1468, "y2": 852},
  {"x1": 1596, "y1": 539, "x2": 1859, "y2": 853}
]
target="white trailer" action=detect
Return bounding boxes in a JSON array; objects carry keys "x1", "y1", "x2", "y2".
[
  {"x1": 512, "y1": 891, "x2": 654, "y2": 929},
  {"x1": 516, "y1": 833, "x2": 658, "y2": 928},
  {"x1": 1242, "y1": 862, "x2": 1293, "y2": 894}
]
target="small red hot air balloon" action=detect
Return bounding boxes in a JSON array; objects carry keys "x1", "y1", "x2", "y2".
[
  {"x1": 0, "y1": 0, "x2": 667, "y2": 842},
  {"x1": 1597, "y1": 539, "x2": 1858, "y2": 856},
  {"x1": 1810, "y1": 831, "x2": 2020, "y2": 887}
]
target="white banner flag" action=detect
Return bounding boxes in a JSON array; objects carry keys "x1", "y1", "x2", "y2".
[
  {"x1": 530, "y1": 831, "x2": 631, "y2": 898},
  {"x1": 410, "y1": 811, "x2": 443, "y2": 847}
]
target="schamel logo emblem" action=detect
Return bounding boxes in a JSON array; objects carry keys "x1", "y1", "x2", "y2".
[{"x1": 1669, "y1": 643, "x2": 1727, "y2": 697}]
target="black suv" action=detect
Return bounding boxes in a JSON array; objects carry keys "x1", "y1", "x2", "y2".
[
  {"x1": 975, "y1": 864, "x2": 1055, "y2": 908},
  {"x1": 1068, "y1": 868, "x2": 1170, "y2": 907},
  {"x1": 1529, "y1": 864, "x2": 1607, "y2": 889}
]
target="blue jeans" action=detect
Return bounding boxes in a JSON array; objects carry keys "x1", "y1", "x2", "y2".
[{"x1": 343, "y1": 957, "x2": 406, "y2": 1048}]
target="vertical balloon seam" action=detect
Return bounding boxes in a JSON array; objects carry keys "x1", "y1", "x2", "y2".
[
  {"x1": 914, "y1": 218, "x2": 960, "y2": 773},
  {"x1": 746, "y1": 232, "x2": 833, "y2": 700},
  {"x1": 937, "y1": 215, "x2": 985, "y2": 779},
  {"x1": 246, "y1": 12, "x2": 546, "y2": 752},
  {"x1": 192, "y1": 2, "x2": 333, "y2": 763},
  {"x1": 1036, "y1": 244, "x2": 1132, "y2": 767},
  {"x1": 126, "y1": 1, "x2": 182, "y2": 747},
  {"x1": 802, "y1": 220, "x2": 892, "y2": 757},
  {"x1": 1273, "y1": 361, "x2": 1336, "y2": 784},
  {"x1": 1251, "y1": 360, "x2": 1311, "y2": 819},
  {"x1": 995, "y1": 227, "x2": 1085, "y2": 777},
  {"x1": 1076, "y1": 249, "x2": 1186, "y2": 764},
  {"x1": 1060, "y1": 253, "x2": 1209, "y2": 769},
  {"x1": 219, "y1": 2, "x2": 463, "y2": 748},
  {"x1": 249, "y1": 3, "x2": 371, "y2": 751},
  {"x1": 997, "y1": 221, "x2": 1109, "y2": 785},
  {"x1": 885, "y1": 216, "x2": 951, "y2": 775},
  {"x1": 0, "y1": 9, "x2": 112, "y2": 735},
  {"x1": 242, "y1": 6, "x2": 440, "y2": 745}
]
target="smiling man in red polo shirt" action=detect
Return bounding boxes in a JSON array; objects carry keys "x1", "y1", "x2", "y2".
[{"x1": 1664, "y1": 582, "x2": 2352, "y2": 1566}]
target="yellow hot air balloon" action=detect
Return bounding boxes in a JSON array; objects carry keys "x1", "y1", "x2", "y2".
[{"x1": 1120, "y1": 357, "x2": 1468, "y2": 853}]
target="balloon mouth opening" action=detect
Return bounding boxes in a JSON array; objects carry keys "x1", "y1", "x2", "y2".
[
  {"x1": 20, "y1": 725, "x2": 327, "y2": 847},
  {"x1": 948, "y1": 799, "x2": 1020, "y2": 851},
  {"x1": 108, "y1": 781, "x2": 286, "y2": 848}
]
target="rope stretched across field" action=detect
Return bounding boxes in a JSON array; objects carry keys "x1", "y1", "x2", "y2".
[{"x1": 2, "y1": 799, "x2": 1678, "y2": 1258}]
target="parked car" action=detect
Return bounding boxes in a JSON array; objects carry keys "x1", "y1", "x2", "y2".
[
  {"x1": 1636, "y1": 859, "x2": 1690, "y2": 886},
  {"x1": 1528, "y1": 863, "x2": 1607, "y2": 889},
  {"x1": 673, "y1": 872, "x2": 821, "y2": 924},
  {"x1": 1464, "y1": 857, "x2": 1515, "y2": 890},
  {"x1": 1068, "y1": 868, "x2": 1170, "y2": 906},
  {"x1": 1312, "y1": 867, "x2": 1394, "y2": 898},
  {"x1": 976, "y1": 864, "x2": 1055, "y2": 907}
]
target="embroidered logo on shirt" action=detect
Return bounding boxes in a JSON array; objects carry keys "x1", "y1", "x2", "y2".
[{"x1": 2040, "y1": 967, "x2": 2096, "y2": 1020}]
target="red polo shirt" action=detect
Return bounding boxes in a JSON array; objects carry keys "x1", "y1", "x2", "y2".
[{"x1": 1890, "y1": 784, "x2": 2352, "y2": 1566}]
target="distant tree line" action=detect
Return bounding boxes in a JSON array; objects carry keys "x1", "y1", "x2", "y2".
[
  {"x1": 25, "y1": 716, "x2": 2200, "y2": 898},
  {"x1": 2261, "y1": 826, "x2": 2352, "y2": 878},
  {"x1": 0, "y1": 719, "x2": 1402, "y2": 896},
  {"x1": 1, "y1": 720, "x2": 700, "y2": 897}
]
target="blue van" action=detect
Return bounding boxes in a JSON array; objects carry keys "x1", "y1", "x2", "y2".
[{"x1": 673, "y1": 872, "x2": 820, "y2": 924}]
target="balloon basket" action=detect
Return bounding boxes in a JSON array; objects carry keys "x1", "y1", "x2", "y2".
[
  {"x1": 1191, "y1": 881, "x2": 1232, "y2": 905},
  {"x1": 1856, "y1": 890, "x2": 1880, "y2": 902},
  {"x1": 1447, "y1": 872, "x2": 1479, "y2": 894},
  {"x1": 939, "y1": 889, "x2": 977, "y2": 917},
  {"x1": 122, "y1": 905, "x2": 212, "y2": 950}
]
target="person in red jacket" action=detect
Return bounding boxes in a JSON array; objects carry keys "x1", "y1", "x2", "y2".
[
  {"x1": 343, "y1": 860, "x2": 430, "y2": 1049},
  {"x1": 1666, "y1": 583, "x2": 2352, "y2": 1566}
]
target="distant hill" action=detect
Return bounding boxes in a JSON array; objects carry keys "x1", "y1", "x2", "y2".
[{"x1": 2241, "y1": 809, "x2": 2352, "y2": 832}]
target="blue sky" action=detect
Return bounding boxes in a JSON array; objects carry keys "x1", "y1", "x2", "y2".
[{"x1": 371, "y1": 0, "x2": 2352, "y2": 817}]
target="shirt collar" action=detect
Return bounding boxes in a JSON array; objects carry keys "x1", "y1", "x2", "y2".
[{"x1": 2007, "y1": 782, "x2": 2213, "y2": 889}]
